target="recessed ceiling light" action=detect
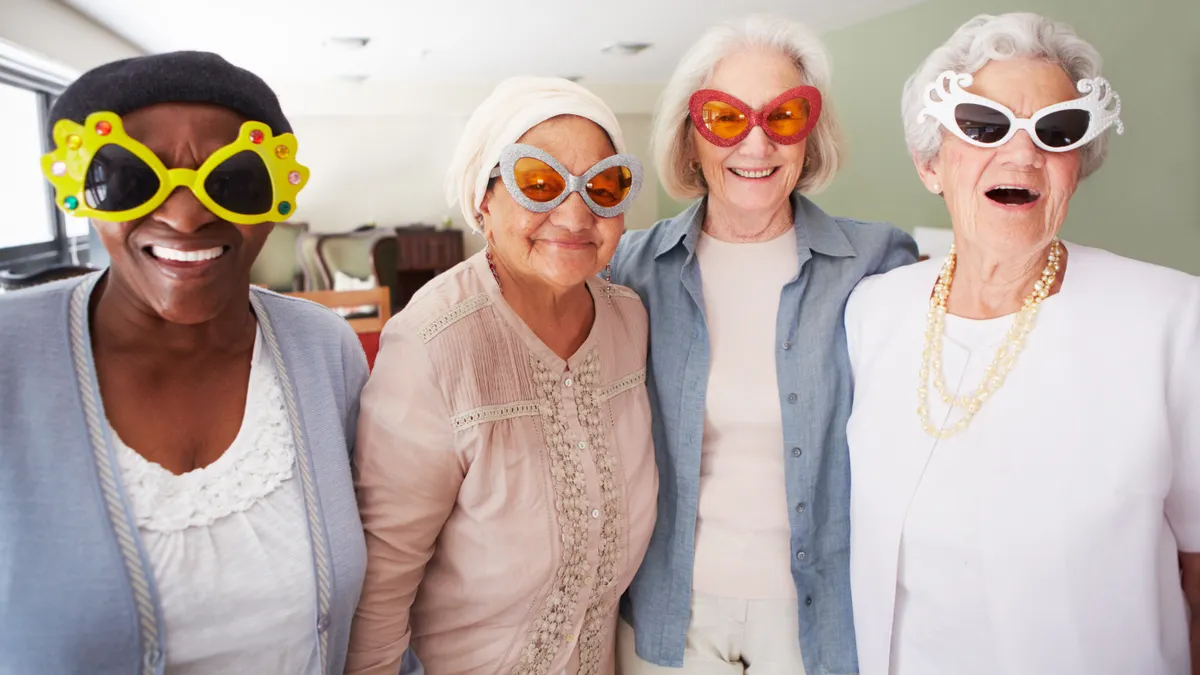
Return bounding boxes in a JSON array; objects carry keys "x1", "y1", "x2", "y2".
[
  {"x1": 324, "y1": 37, "x2": 370, "y2": 51},
  {"x1": 601, "y1": 41, "x2": 653, "y2": 56}
]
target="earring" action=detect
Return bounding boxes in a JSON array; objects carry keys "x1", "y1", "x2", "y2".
[
  {"x1": 931, "y1": 182, "x2": 941, "y2": 195},
  {"x1": 485, "y1": 244, "x2": 501, "y2": 289}
]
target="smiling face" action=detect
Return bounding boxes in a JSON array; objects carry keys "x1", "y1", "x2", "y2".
[
  {"x1": 479, "y1": 115, "x2": 625, "y2": 292},
  {"x1": 915, "y1": 57, "x2": 1083, "y2": 259},
  {"x1": 691, "y1": 47, "x2": 809, "y2": 222},
  {"x1": 91, "y1": 102, "x2": 273, "y2": 324}
]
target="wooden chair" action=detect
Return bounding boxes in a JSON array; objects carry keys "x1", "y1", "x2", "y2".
[{"x1": 285, "y1": 287, "x2": 391, "y2": 334}]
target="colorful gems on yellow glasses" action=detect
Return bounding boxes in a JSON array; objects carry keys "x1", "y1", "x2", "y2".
[
  {"x1": 95, "y1": 121, "x2": 112, "y2": 136},
  {"x1": 249, "y1": 129, "x2": 265, "y2": 144},
  {"x1": 67, "y1": 135, "x2": 83, "y2": 150},
  {"x1": 64, "y1": 196, "x2": 79, "y2": 210},
  {"x1": 288, "y1": 171, "x2": 301, "y2": 185},
  {"x1": 274, "y1": 144, "x2": 290, "y2": 159},
  {"x1": 51, "y1": 161, "x2": 67, "y2": 176},
  {"x1": 278, "y1": 201, "x2": 292, "y2": 216}
]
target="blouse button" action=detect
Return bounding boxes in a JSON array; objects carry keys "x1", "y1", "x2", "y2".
[
  {"x1": 566, "y1": 633, "x2": 577, "y2": 643},
  {"x1": 578, "y1": 441, "x2": 588, "y2": 450},
  {"x1": 317, "y1": 613, "x2": 330, "y2": 632},
  {"x1": 782, "y1": 341, "x2": 792, "y2": 350},
  {"x1": 791, "y1": 447, "x2": 802, "y2": 458},
  {"x1": 787, "y1": 393, "x2": 798, "y2": 404},
  {"x1": 805, "y1": 596, "x2": 813, "y2": 607},
  {"x1": 591, "y1": 509, "x2": 601, "y2": 518},
  {"x1": 565, "y1": 377, "x2": 574, "y2": 387}
]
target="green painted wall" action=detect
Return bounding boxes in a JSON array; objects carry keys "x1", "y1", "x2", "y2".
[{"x1": 812, "y1": 0, "x2": 1200, "y2": 273}]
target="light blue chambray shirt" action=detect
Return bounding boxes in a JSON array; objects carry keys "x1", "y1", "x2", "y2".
[{"x1": 611, "y1": 194, "x2": 917, "y2": 675}]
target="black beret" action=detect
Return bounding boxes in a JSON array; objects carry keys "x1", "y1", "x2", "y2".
[{"x1": 48, "y1": 50, "x2": 291, "y2": 137}]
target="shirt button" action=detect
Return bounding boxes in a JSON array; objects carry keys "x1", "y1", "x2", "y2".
[
  {"x1": 791, "y1": 447, "x2": 802, "y2": 458},
  {"x1": 577, "y1": 441, "x2": 587, "y2": 450},
  {"x1": 805, "y1": 596, "x2": 813, "y2": 607},
  {"x1": 564, "y1": 377, "x2": 573, "y2": 387},
  {"x1": 144, "y1": 645, "x2": 163, "y2": 668},
  {"x1": 317, "y1": 613, "x2": 330, "y2": 632},
  {"x1": 591, "y1": 508, "x2": 601, "y2": 518},
  {"x1": 796, "y1": 550, "x2": 806, "y2": 561},
  {"x1": 782, "y1": 341, "x2": 792, "y2": 350},
  {"x1": 787, "y1": 393, "x2": 798, "y2": 404},
  {"x1": 795, "y1": 502, "x2": 806, "y2": 513}
]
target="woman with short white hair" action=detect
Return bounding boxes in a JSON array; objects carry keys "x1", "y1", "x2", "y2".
[
  {"x1": 346, "y1": 76, "x2": 658, "y2": 675},
  {"x1": 613, "y1": 14, "x2": 917, "y2": 675},
  {"x1": 846, "y1": 12, "x2": 1200, "y2": 674}
]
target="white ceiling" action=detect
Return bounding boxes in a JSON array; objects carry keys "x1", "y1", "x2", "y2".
[{"x1": 64, "y1": 0, "x2": 925, "y2": 87}]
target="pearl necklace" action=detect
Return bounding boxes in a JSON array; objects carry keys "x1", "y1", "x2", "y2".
[{"x1": 918, "y1": 239, "x2": 1062, "y2": 438}]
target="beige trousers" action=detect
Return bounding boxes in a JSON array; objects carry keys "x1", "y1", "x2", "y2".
[{"x1": 617, "y1": 592, "x2": 807, "y2": 675}]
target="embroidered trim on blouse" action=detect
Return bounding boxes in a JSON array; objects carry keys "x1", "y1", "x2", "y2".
[
  {"x1": 419, "y1": 294, "x2": 492, "y2": 343},
  {"x1": 450, "y1": 400, "x2": 541, "y2": 432},
  {"x1": 599, "y1": 284, "x2": 641, "y2": 302},
  {"x1": 510, "y1": 357, "x2": 591, "y2": 675},
  {"x1": 572, "y1": 350, "x2": 627, "y2": 674},
  {"x1": 596, "y1": 369, "x2": 645, "y2": 403},
  {"x1": 114, "y1": 345, "x2": 297, "y2": 533}
]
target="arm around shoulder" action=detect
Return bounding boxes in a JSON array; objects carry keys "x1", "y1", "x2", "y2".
[{"x1": 345, "y1": 319, "x2": 463, "y2": 675}]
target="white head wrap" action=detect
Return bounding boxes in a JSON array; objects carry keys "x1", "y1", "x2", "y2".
[{"x1": 445, "y1": 76, "x2": 626, "y2": 233}]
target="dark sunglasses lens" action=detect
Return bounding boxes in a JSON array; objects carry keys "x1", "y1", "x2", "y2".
[
  {"x1": 84, "y1": 144, "x2": 161, "y2": 212},
  {"x1": 586, "y1": 165, "x2": 633, "y2": 208},
  {"x1": 204, "y1": 151, "x2": 274, "y2": 215},
  {"x1": 954, "y1": 103, "x2": 1011, "y2": 144},
  {"x1": 1035, "y1": 109, "x2": 1090, "y2": 148}
]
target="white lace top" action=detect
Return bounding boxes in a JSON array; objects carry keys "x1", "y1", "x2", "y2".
[{"x1": 112, "y1": 328, "x2": 320, "y2": 674}]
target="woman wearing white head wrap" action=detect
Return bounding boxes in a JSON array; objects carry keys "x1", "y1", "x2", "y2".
[{"x1": 347, "y1": 76, "x2": 658, "y2": 675}]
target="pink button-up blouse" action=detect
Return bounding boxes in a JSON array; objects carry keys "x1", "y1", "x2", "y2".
[{"x1": 346, "y1": 251, "x2": 658, "y2": 675}]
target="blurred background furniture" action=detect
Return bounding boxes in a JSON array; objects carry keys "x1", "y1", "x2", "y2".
[
  {"x1": 285, "y1": 286, "x2": 391, "y2": 369},
  {"x1": 249, "y1": 221, "x2": 309, "y2": 292},
  {"x1": 392, "y1": 226, "x2": 463, "y2": 310},
  {"x1": 0, "y1": 264, "x2": 96, "y2": 292}
]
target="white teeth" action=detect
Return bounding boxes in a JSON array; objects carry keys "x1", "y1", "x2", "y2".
[
  {"x1": 993, "y1": 185, "x2": 1041, "y2": 197},
  {"x1": 731, "y1": 167, "x2": 776, "y2": 179},
  {"x1": 150, "y1": 245, "x2": 225, "y2": 262}
]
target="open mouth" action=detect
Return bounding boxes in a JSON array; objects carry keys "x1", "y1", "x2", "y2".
[
  {"x1": 985, "y1": 185, "x2": 1042, "y2": 206},
  {"x1": 729, "y1": 167, "x2": 778, "y2": 180},
  {"x1": 145, "y1": 245, "x2": 230, "y2": 263}
]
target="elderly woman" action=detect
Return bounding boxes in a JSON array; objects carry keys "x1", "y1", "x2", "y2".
[
  {"x1": 612, "y1": 14, "x2": 917, "y2": 675},
  {"x1": 345, "y1": 77, "x2": 657, "y2": 675},
  {"x1": 846, "y1": 12, "x2": 1200, "y2": 675},
  {"x1": 0, "y1": 52, "x2": 369, "y2": 673}
]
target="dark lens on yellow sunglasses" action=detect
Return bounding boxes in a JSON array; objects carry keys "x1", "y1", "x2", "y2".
[
  {"x1": 700, "y1": 101, "x2": 748, "y2": 139},
  {"x1": 204, "y1": 151, "x2": 274, "y2": 215},
  {"x1": 585, "y1": 166, "x2": 633, "y2": 208},
  {"x1": 765, "y1": 97, "x2": 811, "y2": 138},
  {"x1": 84, "y1": 144, "x2": 161, "y2": 213},
  {"x1": 513, "y1": 157, "x2": 567, "y2": 203}
]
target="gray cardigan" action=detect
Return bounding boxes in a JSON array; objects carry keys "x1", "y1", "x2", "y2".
[{"x1": 0, "y1": 274, "x2": 369, "y2": 675}]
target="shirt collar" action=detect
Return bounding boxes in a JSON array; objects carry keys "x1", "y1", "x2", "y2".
[{"x1": 653, "y1": 192, "x2": 858, "y2": 260}]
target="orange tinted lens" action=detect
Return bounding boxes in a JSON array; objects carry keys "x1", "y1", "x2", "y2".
[
  {"x1": 585, "y1": 165, "x2": 633, "y2": 208},
  {"x1": 765, "y1": 97, "x2": 811, "y2": 137},
  {"x1": 701, "y1": 101, "x2": 748, "y2": 139},
  {"x1": 513, "y1": 157, "x2": 566, "y2": 203}
]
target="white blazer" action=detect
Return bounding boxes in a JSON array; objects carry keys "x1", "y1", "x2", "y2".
[{"x1": 845, "y1": 243, "x2": 1199, "y2": 675}]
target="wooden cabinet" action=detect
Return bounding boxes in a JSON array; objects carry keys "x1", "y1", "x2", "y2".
[{"x1": 392, "y1": 227, "x2": 464, "y2": 310}]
